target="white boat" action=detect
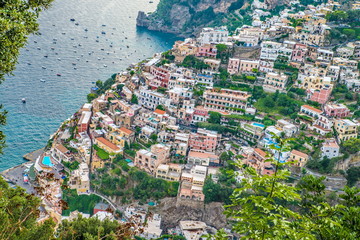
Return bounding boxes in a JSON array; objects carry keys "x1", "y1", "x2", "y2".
[
  {"x1": 22, "y1": 98, "x2": 26, "y2": 103},
  {"x1": 40, "y1": 79, "x2": 46, "y2": 82}
]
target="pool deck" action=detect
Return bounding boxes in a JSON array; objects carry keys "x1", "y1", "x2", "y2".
[{"x1": 23, "y1": 147, "x2": 45, "y2": 161}]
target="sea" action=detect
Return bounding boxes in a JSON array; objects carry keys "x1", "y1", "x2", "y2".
[{"x1": 0, "y1": 0, "x2": 178, "y2": 171}]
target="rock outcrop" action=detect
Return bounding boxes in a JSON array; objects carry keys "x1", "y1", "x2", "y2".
[{"x1": 136, "y1": 0, "x2": 240, "y2": 37}]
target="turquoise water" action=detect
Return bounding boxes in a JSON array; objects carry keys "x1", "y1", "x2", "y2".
[
  {"x1": 0, "y1": 0, "x2": 178, "y2": 171},
  {"x1": 252, "y1": 123, "x2": 265, "y2": 128},
  {"x1": 42, "y1": 156, "x2": 53, "y2": 167}
]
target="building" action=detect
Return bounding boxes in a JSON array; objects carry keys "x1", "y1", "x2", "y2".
[
  {"x1": 263, "y1": 72, "x2": 288, "y2": 92},
  {"x1": 78, "y1": 111, "x2": 92, "y2": 133},
  {"x1": 289, "y1": 150, "x2": 309, "y2": 167},
  {"x1": 291, "y1": 43, "x2": 307, "y2": 62},
  {"x1": 198, "y1": 26, "x2": 229, "y2": 45},
  {"x1": 334, "y1": 119, "x2": 358, "y2": 142},
  {"x1": 321, "y1": 139, "x2": 340, "y2": 159},
  {"x1": 68, "y1": 162, "x2": 90, "y2": 194},
  {"x1": 179, "y1": 221, "x2": 207, "y2": 240},
  {"x1": 95, "y1": 137, "x2": 122, "y2": 154},
  {"x1": 137, "y1": 87, "x2": 166, "y2": 110},
  {"x1": 187, "y1": 151, "x2": 219, "y2": 166},
  {"x1": 300, "y1": 105, "x2": 323, "y2": 119},
  {"x1": 188, "y1": 128, "x2": 220, "y2": 153},
  {"x1": 52, "y1": 144, "x2": 72, "y2": 162},
  {"x1": 243, "y1": 148, "x2": 274, "y2": 175},
  {"x1": 227, "y1": 58, "x2": 240, "y2": 75},
  {"x1": 134, "y1": 144, "x2": 170, "y2": 174},
  {"x1": 140, "y1": 214, "x2": 163, "y2": 239},
  {"x1": 239, "y1": 59, "x2": 260, "y2": 73},
  {"x1": 324, "y1": 103, "x2": 350, "y2": 118},
  {"x1": 196, "y1": 44, "x2": 217, "y2": 58},
  {"x1": 93, "y1": 203, "x2": 110, "y2": 215},
  {"x1": 203, "y1": 87, "x2": 251, "y2": 113},
  {"x1": 156, "y1": 164, "x2": 181, "y2": 181},
  {"x1": 276, "y1": 119, "x2": 298, "y2": 137},
  {"x1": 308, "y1": 88, "x2": 332, "y2": 104}
]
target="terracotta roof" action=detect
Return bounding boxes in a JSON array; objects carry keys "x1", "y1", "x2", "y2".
[
  {"x1": 188, "y1": 151, "x2": 218, "y2": 159},
  {"x1": 254, "y1": 148, "x2": 267, "y2": 158},
  {"x1": 119, "y1": 127, "x2": 133, "y2": 135},
  {"x1": 291, "y1": 149, "x2": 309, "y2": 159},
  {"x1": 154, "y1": 109, "x2": 166, "y2": 115},
  {"x1": 96, "y1": 137, "x2": 120, "y2": 151},
  {"x1": 56, "y1": 144, "x2": 69, "y2": 154},
  {"x1": 302, "y1": 105, "x2": 322, "y2": 113}
]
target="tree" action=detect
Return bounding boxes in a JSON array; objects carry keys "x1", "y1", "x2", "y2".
[
  {"x1": 131, "y1": 94, "x2": 138, "y2": 104},
  {"x1": 95, "y1": 80, "x2": 103, "y2": 89},
  {"x1": 56, "y1": 215, "x2": 133, "y2": 240},
  {"x1": 211, "y1": 137, "x2": 360, "y2": 239},
  {"x1": 87, "y1": 93, "x2": 98, "y2": 103},
  {"x1": 343, "y1": 29, "x2": 356, "y2": 40},
  {"x1": 208, "y1": 111, "x2": 222, "y2": 124},
  {"x1": 346, "y1": 167, "x2": 360, "y2": 187},
  {"x1": 342, "y1": 138, "x2": 360, "y2": 154},
  {"x1": 156, "y1": 105, "x2": 165, "y2": 111},
  {"x1": 0, "y1": 177, "x2": 56, "y2": 239}
]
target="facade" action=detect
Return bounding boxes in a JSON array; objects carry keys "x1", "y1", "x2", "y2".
[
  {"x1": 289, "y1": 150, "x2": 309, "y2": 167},
  {"x1": 134, "y1": 144, "x2": 170, "y2": 174},
  {"x1": 198, "y1": 27, "x2": 229, "y2": 45},
  {"x1": 187, "y1": 151, "x2": 219, "y2": 166},
  {"x1": 203, "y1": 87, "x2": 251, "y2": 113},
  {"x1": 321, "y1": 139, "x2": 340, "y2": 159},
  {"x1": 137, "y1": 87, "x2": 166, "y2": 110},
  {"x1": 78, "y1": 111, "x2": 92, "y2": 133},
  {"x1": 95, "y1": 137, "x2": 122, "y2": 154},
  {"x1": 227, "y1": 58, "x2": 240, "y2": 75},
  {"x1": 68, "y1": 162, "x2": 90, "y2": 194},
  {"x1": 324, "y1": 103, "x2": 350, "y2": 118},
  {"x1": 239, "y1": 59, "x2": 260, "y2": 73},
  {"x1": 334, "y1": 119, "x2": 358, "y2": 142},
  {"x1": 188, "y1": 128, "x2": 219, "y2": 153},
  {"x1": 300, "y1": 105, "x2": 323, "y2": 119},
  {"x1": 263, "y1": 72, "x2": 288, "y2": 92},
  {"x1": 156, "y1": 163, "x2": 181, "y2": 181}
]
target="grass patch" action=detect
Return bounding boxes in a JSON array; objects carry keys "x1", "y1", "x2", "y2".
[{"x1": 94, "y1": 145, "x2": 109, "y2": 160}]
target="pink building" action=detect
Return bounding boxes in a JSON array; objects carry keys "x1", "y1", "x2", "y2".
[
  {"x1": 149, "y1": 66, "x2": 170, "y2": 89},
  {"x1": 324, "y1": 103, "x2": 350, "y2": 118},
  {"x1": 134, "y1": 144, "x2": 170, "y2": 174},
  {"x1": 309, "y1": 88, "x2": 332, "y2": 104},
  {"x1": 243, "y1": 148, "x2": 274, "y2": 175},
  {"x1": 192, "y1": 106, "x2": 209, "y2": 123},
  {"x1": 291, "y1": 43, "x2": 307, "y2": 62},
  {"x1": 196, "y1": 44, "x2": 217, "y2": 58},
  {"x1": 227, "y1": 58, "x2": 240, "y2": 75},
  {"x1": 188, "y1": 128, "x2": 220, "y2": 153},
  {"x1": 239, "y1": 59, "x2": 259, "y2": 73}
]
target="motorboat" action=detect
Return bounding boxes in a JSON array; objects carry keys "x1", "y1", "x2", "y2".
[{"x1": 22, "y1": 98, "x2": 26, "y2": 103}]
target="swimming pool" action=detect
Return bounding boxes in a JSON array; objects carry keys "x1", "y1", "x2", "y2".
[
  {"x1": 252, "y1": 122, "x2": 265, "y2": 128},
  {"x1": 42, "y1": 156, "x2": 53, "y2": 167}
]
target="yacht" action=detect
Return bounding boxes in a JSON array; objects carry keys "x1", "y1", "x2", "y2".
[{"x1": 22, "y1": 98, "x2": 26, "y2": 103}]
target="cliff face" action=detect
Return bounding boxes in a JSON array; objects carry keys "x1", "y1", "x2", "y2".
[{"x1": 136, "y1": 0, "x2": 240, "y2": 37}]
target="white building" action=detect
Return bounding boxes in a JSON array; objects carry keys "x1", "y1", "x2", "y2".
[
  {"x1": 321, "y1": 139, "x2": 340, "y2": 159},
  {"x1": 198, "y1": 26, "x2": 229, "y2": 45}
]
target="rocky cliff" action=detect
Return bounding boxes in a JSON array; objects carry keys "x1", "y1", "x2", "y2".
[{"x1": 137, "y1": 0, "x2": 243, "y2": 37}]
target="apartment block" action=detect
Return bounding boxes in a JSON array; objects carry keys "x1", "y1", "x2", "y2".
[
  {"x1": 334, "y1": 119, "x2": 358, "y2": 142},
  {"x1": 134, "y1": 144, "x2": 170, "y2": 174}
]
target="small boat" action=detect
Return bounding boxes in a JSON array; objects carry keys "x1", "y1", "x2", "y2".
[
  {"x1": 53, "y1": 41, "x2": 57, "y2": 44},
  {"x1": 74, "y1": 67, "x2": 77, "y2": 70},
  {"x1": 37, "y1": 47, "x2": 41, "y2": 50},
  {"x1": 40, "y1": 79, "x2": 46, "y2": 83},
  {"x1": 51, "y1": 47, "x2": 55, "y2": 50},
  {"x1": 101, "y1": 31, "x2": 106, "y2": 34},
  {"x1": 70, "y1": 18, "x2": 75, "y2": 21},
  {"x1": 102, "y1": 24, "x2": 106, "y2": 27},
  {"x1": 78, "y1": 43, "x2": 82, "y2": 46},
  {"x1": 62, "y1": 32, "x2": 66, "y2": 35},
  {"x1": 71, "y1": 38, "x2": 74, "y2": 40},
  {"x1": 147, "y1": 37, "x2": 151, "y2": 40},
  {"x1": 149, "y1": 1, "x2": 153, "y2": 3},
  {"x1": 34, "y1": 41, "x2": 37, "y2": 43},
  {"x1": 42, "y1": 66, "x2": 46, "y2": 69},
  {"x1": 55, "y1": 52, "x2": 58, "y2": 55},
  {"x1": 100, "y1": 48, "x2": 104, "y2": 51},
  {"x1": 22, "y1": 98, "x2": 26, "y2": 103},
  {"x1": 109, "y1": 45, "x2": 113, "y2": 47},
  {"x1": 75, "y1": 23, "x2": 79, "y2": 26},
  {"x1": 74, "y1": 50, "x2": 77, "y2": 53},
  {"x1": 53, "y1": 38, "x2": 57, "y2": 41},
  {"x1": 96, "y1": 40, "x2": 99, "y2": 42},
  {"x1": 72, "y1": 63, "x2": 76, "y2": 65},
  {"x1": 57, "y1": 58, "x2": 61, "y2": 61},
  {"x1": 88, "y1": 52, "x2": 91, "y2": 55},
  {"x1": 44, "y1": 55, "x2": 48, "y2": 58},
  {"x1": 125, "y1": 37, "x2": 128, "y2": 39},
  {"x1": 84, "y1": 28, "x2": 88, "y2": 31},
  {"x1": 126, "y1": 45, "x2": 129, "y2": 48},
  {"x1": 27, "y1": 63, "x2": 31, "y2": 65},
  {"x1": 104, "y1": 64, "x2": 107, "y2": 67},
  {"x1": 97, "y1": 58, "x2": 101, "y2": 60},
  {"x1": 56, "y1": 73, "x2": 61, "y2": 76}
]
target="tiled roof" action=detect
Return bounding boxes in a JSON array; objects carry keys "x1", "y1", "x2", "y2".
[
  {"x1": 154, "y1": 109, "x2": 166, "y2": 115},
  {"x1": 119, "y1": 127, "x2": 133, "y2": 135},
  {"x1": 96, "y1": 137, "x2": 120, "y2": 151},
  {"x1": 291, "y1": 149, "x2": 309, "y2": 159},
  {"x1": 302, "y1": 105, "x2": 322, "y2": 113}
]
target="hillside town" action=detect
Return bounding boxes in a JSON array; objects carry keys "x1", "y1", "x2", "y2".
[{"x1": 20, "y1": 0, "x2": 360, "y2": 239}]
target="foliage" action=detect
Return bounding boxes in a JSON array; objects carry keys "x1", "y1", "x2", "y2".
[
  {"x1": 0, "y1": 177, "x2": 56, "y2": 239},
  {"x1": 62, "y1": 189, "x2": 102, "y2": 216},
  {"x1": 306, "y1": 156, "x2": 340, "y2": 174},
  {"x1": 94, "y1": 145, "x2": 110, "y2": 160},
  {"x1": 63, "y1": 161, "x2": 80, "y2": 171},
  {"x1": 181, "y1": 55, "x2": 209, "y2": 70},
  {"x1": 131, "y1": 94, "x2": 138, "y2": 104},
  {"x1": 156, "y1": 105, "x2": 166, "y2": 111},
  {"x1": 87, "y1": 93, "x2": 98, "y2": 103},
  {"x1": 208, "y1": 111, "x2": 222, "y2": 124},
  {"x1": 57, "y1": 215, "x2": 133, "y2": 240},
  {"x1": 129, "y1": 169, "x2": 179, "y2": 202},
  {"x1": 346, "y1": 167, "x2": 360, "y2": 187},
  {"x1": 213, "y1": 137, "x2": 360, "y2": 239},
  {"x1": 203, "y1": 178, "x2": 233, "y2": 204},
  {"x1": 342, "y1": 138, "x2": 360, "y2": 154}
]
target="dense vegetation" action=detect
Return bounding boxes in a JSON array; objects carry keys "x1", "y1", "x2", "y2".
[{"x1": 62, "y1": 189, "x2": 102, "y2": 216}]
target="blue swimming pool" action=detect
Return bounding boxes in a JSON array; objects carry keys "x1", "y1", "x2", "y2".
[
  {"x1": 42, "y1": 156, "x2": 53, "y2": 167},
  {"x1": 252, "y1": 122, "x2": 265, "y2": 128}
]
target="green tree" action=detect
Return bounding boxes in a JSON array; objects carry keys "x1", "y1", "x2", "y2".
[
  {"x1": 57, "y1": 215, "x2": 133, "y2": 240},
  {"x1": 131, "y1": 94, "x2": 138, "y2": 104},
  {"x1": 87, "y1": 93, "x2": 98, "y2": 103},
  {"x1": 208, "y1": 111, "x2": 222, "y2": 124},
  {"x1": 346, "y1": 166, "x2": 360, "y2": 187},
  {"x1": 95, "y1": 80, "x2": 103, "y2": 88},
  {"x1": 156, "y1": 105, "x2": 165, "y2": 111},
  {"x1": 342, "y1": 138, "x2": 360, "y2": 154},
  {"x1": 0, "y1": 177, "x2": 56, "y2": 239}
]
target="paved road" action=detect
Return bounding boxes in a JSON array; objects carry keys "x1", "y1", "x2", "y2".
[
  {"x1": 1, "y1": 163, "x2": 35, "y2": 194},
  {"x1": 304, "y1": 167, "x2": 346, "y2": 181}
]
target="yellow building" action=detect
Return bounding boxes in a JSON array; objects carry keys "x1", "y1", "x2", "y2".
[
  {"x1": 334, "y1": 119, "x2": 358, "y2": 142},
  {"x1": 156, "y1": 163, "x2": 182, "y2": 181},
  {"x1": 289, "y1": 150, "x2": 309, "y2": 167},
  {"x1": 95, "y1": 137, "x2": 122, "y2": 154}
]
